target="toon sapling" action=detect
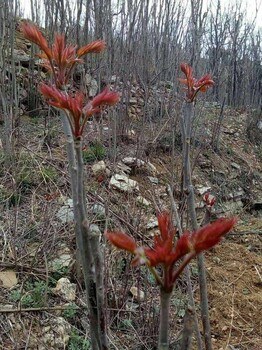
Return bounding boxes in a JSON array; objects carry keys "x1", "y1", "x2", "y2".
[
  {"x1": 20, "y1": 22, "x2": 119, "y2": 350},
  {"x1": 106, "y1": 213, "x2": 236, "y2": 349},
  {"x1": 179, "y1": 63, "x2": 215, "y2": 350},
  {"x1": 106, "y1": 64, "x2": 231, "y2": 350}
]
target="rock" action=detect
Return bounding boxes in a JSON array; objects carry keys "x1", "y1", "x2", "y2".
[
  {"x1": 231, "y1": 162, "x2": 241, "y2": 170},
  {"x1": 13, "y1": 48, "x2": 30, "y2": 63},
  {"x1": 232, "y1": 188, "x2": 245, "y2": 199},
  {"x1": 56, "y1": 198, "x2": 74, "y2": 224},
  {"x1": 39, "y1": 316, "x2": 71, "y2": 350},
  {"x1": 110, "y1": 75, "x2": 117, "y2": 83},
  {"x1": 50, "y1": 245, "x2": 73, "y2": 270},
  {"x1": 52, "y1": 278, "x2": 76, "y2": 302},
  {"x1": 196, "y1": 185, "x2": 212, "y2": 196},
  {"x1": 89, "y1": 79, "x2": 98, "y2": 97},
  {"x1": 130, "y1": 286, "x2": 145, "y2": 301},
  {"x1": 0, "y1": 270, "x2": 18, "y2": 288},
  {"x1": 129, "y1": 97, "x2": 138, "y2": 105},
  {"x1": 109, "y1": 174, "x2": 139, "y2": 193},
  {"x1": 223, "y1": 200, "x2": 243, "y2": 213},
  {"x1": 85, "y1": 73, "x2": 98, "y2": 97},
  {"x1": 147, "y1": 161, "x2": 158, "y2": 175},
  {"x1": 122, "y1": 157, "x2": 157, "y2": 175},
  {"x1": 89, "y1": 224, "x2": 102, "y2": 239},
  {"x1": 136, "y1": 196, "x2": 151, "y2": 207},
  {"x1": 122, "y1": 157, "x2": 144, "y2": 167},
  {"x1": 146, "y1": 218, "x2": 159, "y2": 229},
  {"x1": 148, "y1": 176, "x2": 159, "y2": 184},
  {"x1": 91, "y1": 203, "x2": 106, "y2": 216},
  {"x1": 91, "y1": 160, "x2": 107, "y2": 176},
  {"x1": 116, "y1": 161, "x2": 132, "y2": 175}
]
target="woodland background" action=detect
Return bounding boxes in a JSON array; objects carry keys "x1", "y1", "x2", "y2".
[{"x1": 0, "y1": 1, "x2": 261, "y2": 350}]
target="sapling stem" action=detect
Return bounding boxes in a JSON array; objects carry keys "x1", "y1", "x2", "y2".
[
  {"x1": 158, "y1": 289, "x2": 172, "y2": 350},
  {"x1": 168, "y1": 185, "x2": 202, "y2": 350},
  {"x1": 180, "y1": 102, "x2": 212, "y2": 350},
  {"x1": 75, "y1": 140, "x2": 108, "y2": 350}
]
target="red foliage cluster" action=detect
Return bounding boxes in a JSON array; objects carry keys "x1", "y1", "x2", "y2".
[
  {"x1": 106, "y1": 213, "x2": 236, "y2": 291},
  {"x1": 20, "y1": 22, "x2": 119, "y2": 138},
  {"x1": 203, "y1": 192, "x2": 216, "y2": 207},
  {"x1": 39, "y1": 84, "x2": 119, "y2": 138},
  {"x1": 179, "y1": 63, "x2": 214, "y2": 102},
  {"x1": 20, "y1": 22, "x2": 105, "y2": 88}
]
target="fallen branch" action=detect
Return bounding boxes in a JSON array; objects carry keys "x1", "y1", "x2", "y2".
[{"x1": 0, "y1": 305, "x2": 73, "y2": 313}]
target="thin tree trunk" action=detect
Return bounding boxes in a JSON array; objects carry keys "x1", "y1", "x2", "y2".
[
  {"x1": 61, "y1": 111, "x2": 108, "y2": 349},
  {"x1": 168, "y1": 185, "x2": 203, "y2": 350},
  {"x1": 158, "y1": 289, "x2": 172, "y2": 350},
  {"x1": 180, "y1": 102, "x2": 212, "y2": 350}
]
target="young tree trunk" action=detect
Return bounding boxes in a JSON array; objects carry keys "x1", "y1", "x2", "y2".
[
  {"x1": 180, "y1": 102, "x2": 212, "y2": 350},
  {"x1": 158, "y1": 289, "x2": 172, "y2": 350},
  {"x1": 61, "y1": 111, "x2": 108, "y2": 349}
]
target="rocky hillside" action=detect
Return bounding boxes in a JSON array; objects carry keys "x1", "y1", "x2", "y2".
[{"x1": 0, "y1": 22, "x2": 261, "y2": 350}]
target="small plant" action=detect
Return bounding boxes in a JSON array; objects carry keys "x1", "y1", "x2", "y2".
[
  {"x1": 0, "y1": 187, "x2": 22, "y2": 208},
  {"x1": 8, "y1": 192, "x2": 23, "y2": 207},
  {"x1": 0, "y1": 188, "x2": 23, "y2": 207},
  {"x1": 48, "y1": 264, "x2": 69, "y2": 287},
  {"x1": 82, "y1": 141, "x2": 107, "y2": 163},
  {"x1": 63, "y1": 303, "x2": 78, "y2": 319},
  {"x1": 41, "y1": 165, "x2": 58, "y2": 182},
  {"x1": 68, "y1": 330, "x2": 91, "y2": 350},
  {"x1": 9, "y1": 281, "x2": 50, "y2": 308}
]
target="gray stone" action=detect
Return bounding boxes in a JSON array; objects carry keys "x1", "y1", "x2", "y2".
[
  {"x1": 56, "y1": 198, "x2": 74, "y2": 224},
  {"x1": 85, "y1": 73, "x2": 98, "y2": 97},
  {"x1": 130, "y1": 286, "x2": 145, "y2": 301},
  {"x1": 146, "y1": 218, "x2": 159, "y2": 229},
  {"x1": 223, "y1": 200, "x2": 243, "y2": 213},
  {"x1": 109, "y1": 174, "x2": 139, "y2": 193},
  {"x1": 52, "y1": 278, "x2": 76, "y2": 302},
  {"x1": 91, "y1": 160, "x2": 107, "y2": 175},
  {"x1": 50, "y1": 245, "x2": 73, "y2": 270},
  {"x1": 116, "y1": 161, "x2": 132, "y2": 174},
  {"x1": 196, "y1": 185, "x2": 212, "y2": 196},
  {"x1": 148, "y1": 176, "x2": 159, "y2": 184},
  {"x1": 122, "y1": 157, "x2": 157, "y2": 175},
  {"x1": 136, "y1": 196, "x2": 151, "y2": 207},
  {"x1": 129, "y1": 97, "x2": 138, "y2": 105},
  {"x1": 231, "y1": 162, "x2": 241, "y2": 170},
  {"x1": 91, "y1": 203, "x2": 106, "y2": 216}
]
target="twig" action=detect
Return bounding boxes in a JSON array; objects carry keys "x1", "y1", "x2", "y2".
[
  {"x1": 87, "y1": 190, "x2": 146, "y2": 240},
  {"x1": 180, "y1": 306, "x2": 194, "y2": 350},
  {"x1": 0, "y1": 305, "x2": 72, "y2": 313},
  {"x1": 225, "y1": 286, "x2": 236, "y2": 349},
  {"x1": 20, "y1": 144, "x2": 68, "y2": 177},
  {"x1": 25, "y1": 318, "x2": 33, "y2": 350},
  {"x1": 254, "y1": 265, "x2": 262, "y2": 283},
  {"x1": 230, "y1": 231, "x2": 262, "y2": 235},
  {"x1": 228, "y1": 269, "x2": 247, "y2": 287},
  {"x1": 0, "y1": 262, "x2": 46, "y2": 274}
]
